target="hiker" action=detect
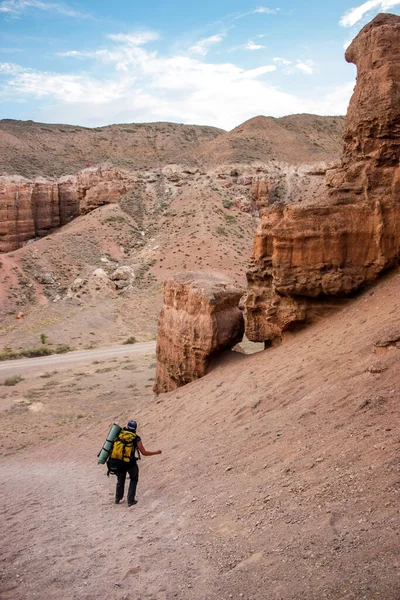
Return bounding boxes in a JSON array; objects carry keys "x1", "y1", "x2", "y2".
[{"x1": 107, "y1": 420, "x2": 162, "y2": 507}]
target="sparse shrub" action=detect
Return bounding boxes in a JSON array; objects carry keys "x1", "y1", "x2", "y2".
[
  {"x1": 55, "y1": 344, "x2": 71, "y2": 354},
  {"x1": 224, "y1": 215, "x2": 236, "y2": 224},
  {"x1": 40, "y1": 371, "x2": 58, "y2": 378},
  {"x1": 40, "y1": 333, "x2": 47, "y2": 345},
  {"x1": 103, "y1": 216, "x2": 127, "y2": 224},
  {"x1": 123, "y1": 336, "x2": 136, "y2": 345},
  {"x1": 223, "y1": 200, "x2": 233, "y2": 209},
  {"x1": 216, "y1": 226, "x2": 228, "y2": 236},
  {"x1": 20, "y1": 346, "x2": 54, "y2": 358},
  {"x1": 0, "y1": 348, "x2": 19, "y2": 361},
  {"x1": 4, "y1": 375, "x2": 23, "y2": 386}
]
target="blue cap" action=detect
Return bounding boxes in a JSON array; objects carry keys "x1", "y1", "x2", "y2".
[{"x1": 127, "y1": 420, "x2": 137, "y2": 431}]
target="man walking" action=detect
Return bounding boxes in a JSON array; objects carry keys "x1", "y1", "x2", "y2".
[{"x1": 107, "y1": 420, "x2": 162, "y2": 507}]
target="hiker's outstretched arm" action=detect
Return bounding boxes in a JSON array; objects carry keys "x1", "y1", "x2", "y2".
[{"x1": 137, "y1": 440, "x2": 162, "y2": 456}]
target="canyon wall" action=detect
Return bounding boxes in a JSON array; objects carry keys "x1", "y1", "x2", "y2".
[
  {"x1": 246, "y1": 13, "x2": 400, "y2": 343},
  {"x1": 154, "y1": 272, "x2": 244, "y2": 394},
  {"x1": 0, "y1": 166, "x2": 136, "y2": 252}
]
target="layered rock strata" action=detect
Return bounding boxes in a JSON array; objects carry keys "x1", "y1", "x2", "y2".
[
  {"x1": 0, "y1": 166, "x2": 135, "y2": 252},
  {"x1": 246, "y1": 13, "x2": 400, "y2": 343},
  {"x1": 154, "y1": 272, "x2": 244, "y2": 393}
]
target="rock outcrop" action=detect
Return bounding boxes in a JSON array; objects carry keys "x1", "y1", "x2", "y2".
[
  {"x1": 154, "y1": 272, "x2": 244, "y2": 394},
  {"x1": 0, "y1": 165, "x2": 136, "y2": 252},
  {"x1": 246, "y1": 13, "x2": 400, "y2": 343}
]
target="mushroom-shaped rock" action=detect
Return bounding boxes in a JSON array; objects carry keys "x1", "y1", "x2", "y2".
[{"x1": 154, "y1": 272, "x2": 245, "y2": 394}]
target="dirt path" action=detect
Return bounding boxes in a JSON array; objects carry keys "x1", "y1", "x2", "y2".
[{"x1": 0, "y1": 342, "x2": 156, "y2": 377}]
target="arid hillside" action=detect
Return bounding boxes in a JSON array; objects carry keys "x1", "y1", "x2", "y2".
[
  {"x1": 189, "y1": 114, "x2": 345, "y2": 167},
  {"x1": 0, "y1": 166, "x2": 257, "y2": 349},
  {"x1": 0, "y1": 120, "x2": 225, "y2": 178},
  {"x1": 0, "y1": 266, "x2": 398, "y2": 600},
  {"x1": 0, "y1": 160, "x2": 332, "y2": 351},
  {"x1": 0, "y1": 114, "x2": 344, "y2": 178}
]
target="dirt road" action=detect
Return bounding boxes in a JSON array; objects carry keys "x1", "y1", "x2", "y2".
[{"x1": 0, "y1": 342, "x2": 156, "y2": 377}]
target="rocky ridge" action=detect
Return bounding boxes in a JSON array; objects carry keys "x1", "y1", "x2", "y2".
[
  {"x1": 246, "y1": 13, "x2": 400, "y2": 344},
  {"x1": 0, "y1": 121, "x2": 224, "y2": 179},
  {"x1": 0, "y1": 166, "x2": 138, "y2": 252},
  {"x1": 0, "y1": 161, "x2": 332, "y2": 253}
]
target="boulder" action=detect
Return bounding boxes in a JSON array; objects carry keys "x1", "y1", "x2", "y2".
[
  {"x1": 154, "y1": 272, "x2": 244, "y2": 393},
  {"x1": 245, "y1": 13, "x2": 400, "y2": 343}
]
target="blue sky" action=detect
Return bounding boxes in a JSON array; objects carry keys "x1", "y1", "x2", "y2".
[{"x1": 0, "y1": 0, "x2": 399, "y2": 129}]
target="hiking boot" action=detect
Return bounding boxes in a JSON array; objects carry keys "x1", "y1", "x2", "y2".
[
  {"x1": 128, "y1": 500, "x2": 138, "y2": 507},
  {"x1": 115, "y1": 499, "x2": 121, "y2": 504}
]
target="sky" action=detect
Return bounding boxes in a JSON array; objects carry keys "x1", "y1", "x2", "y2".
[{"x1": 0, "y1": 0, "x2": 399, "y2": 130}]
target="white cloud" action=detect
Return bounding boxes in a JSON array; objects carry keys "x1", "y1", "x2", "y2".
[
  {"x1": 273, "y1": 57, "x2": 315, "y2": 75},
  {"x1": 245, "y1": 41, "x2": 266, "y2": 50},
  {"x1": 0, "y1": 33, "x2": 352, "y2": 130},
  {"x1": 339, "y1": 0, "x2": 400, "y2": 27},
  {"x1": 0, "y1": 0, "x2": 91, "y2": 18},
  {"x1": 273, "y1": 56, "x2": 292, "y2": 65},
  {"x1": 189, "y1": 34, "x2": 225, "y2": 56},
  {"x1": 0, "y1": 61, "x2": 23, "y2": 73},
  {"x1": 0, "y1": 61, "x2": 123, "y2": 102},
  {"x1": 57, "y1": 50, "x2": 82, "y2": 57},
  {"x1": 107, "y1": 31, "x2": 160, "y2": 46},
  {"x1": 311, "y1": 81, "x2": 355, "y2": 114},
  {"x1": 295, "y1": 60, "x2": 315, "y2": 75},
  {"x1": 253, "y1": 6, "x2": 280, "y2": 13},
  {"x1": 236, "y1": 6, "x2": 281, "y2": 18}
]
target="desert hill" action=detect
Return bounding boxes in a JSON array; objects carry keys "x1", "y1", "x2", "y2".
[
  {"x1": 0, "y1": 119, "x2": 225, "y2": 178},
  {"x1": 0, "y1": 265, "x2": 398, "y2": 600},
  {"x1": 189, "y1": 114, "x2": 345, "y2": 166},
  {"x1": 0, "y1": 165, "x2": 259, "y2": 349},
  {"x1": 0, "y1": 114, "x2": 344, "y2": 179}
]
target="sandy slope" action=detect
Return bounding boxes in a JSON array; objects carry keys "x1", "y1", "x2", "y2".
[
  {"x1": 0, "y1": 268, "x2": 398, "y2": 600},
  {"x1": 0, "y1": 171, "x2": 258, "y2": 350}
]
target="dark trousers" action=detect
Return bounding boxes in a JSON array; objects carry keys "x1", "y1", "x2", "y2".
[{"x1": 115, "y1": 461, "x2": 139, "y2": 504}]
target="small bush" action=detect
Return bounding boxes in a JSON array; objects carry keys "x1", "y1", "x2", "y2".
[
  {"x1": 40, "y1": 371, "x2": 58, "y2": 378},
  {"x1": 0, "y1": 348, "x2": 19, "y2": 361},
  {"x1": 224, "y1": 214, "x2": 236, "y2": 224},
  {"x1": 4, "y1": 375, "x2": 23, "y2": 386},
  {"x1": 216, "y1": 226, "x2": 228, "y2": 236},
  {"x1": 55, "y1": 344, "x2": 71, "y2": 354},
  {"x1": 123, "y1": 336, "x2": 136, "y2": 345},
  {"x1": 223, "y1": 200, "x2": 233, "y2": 209},
  {"x1": 20, "y1": 346, "x2": 54, "y2": 358},
  {"x1": 103, "y1": 216, "x2": 127, "y2": 224},
  {"x1": 40, "y1": 333, "x2": 47, "y2": 345}
]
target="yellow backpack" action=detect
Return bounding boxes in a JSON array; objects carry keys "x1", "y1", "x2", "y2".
[{"x1": 110, "y1": 430, "x2": 137, "y2": 462}]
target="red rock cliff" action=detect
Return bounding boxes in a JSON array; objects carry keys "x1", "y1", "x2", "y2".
[
  {"x1": 246, "y1": 13, "x2": 400, "y2": 343},
  {"x1": 0, "y1": 166, "x2": 135, "y2": 252},
  {"x1": 154, "y1": 272, "x2": 244, "y2": 394}
]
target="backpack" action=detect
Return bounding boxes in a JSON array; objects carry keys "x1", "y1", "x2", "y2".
[{"x1": 110, "y1": 429, "x2": 137, "y2": 462}]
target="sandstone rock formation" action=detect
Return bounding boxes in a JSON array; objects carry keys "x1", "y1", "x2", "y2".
[
  {"x1": 246, "y1": 13, "x2": 400, "y2": 344},
  {"x1": 154, "y1": 272, "x2": 244, "y2": 393},
  {"x1": 0, "y1": 166, "x2": 136, "y2": 252}
]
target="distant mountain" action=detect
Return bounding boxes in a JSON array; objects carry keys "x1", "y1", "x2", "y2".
[
  {"x1": 0, "y1": 120, "x2": 225, "y2": 178},
  {"x1": 188, "y1": 114, "x2": 345, "y2": 166},
  {"x1": 0, "y1": 114, "x2": 344, "y2": 179}
]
